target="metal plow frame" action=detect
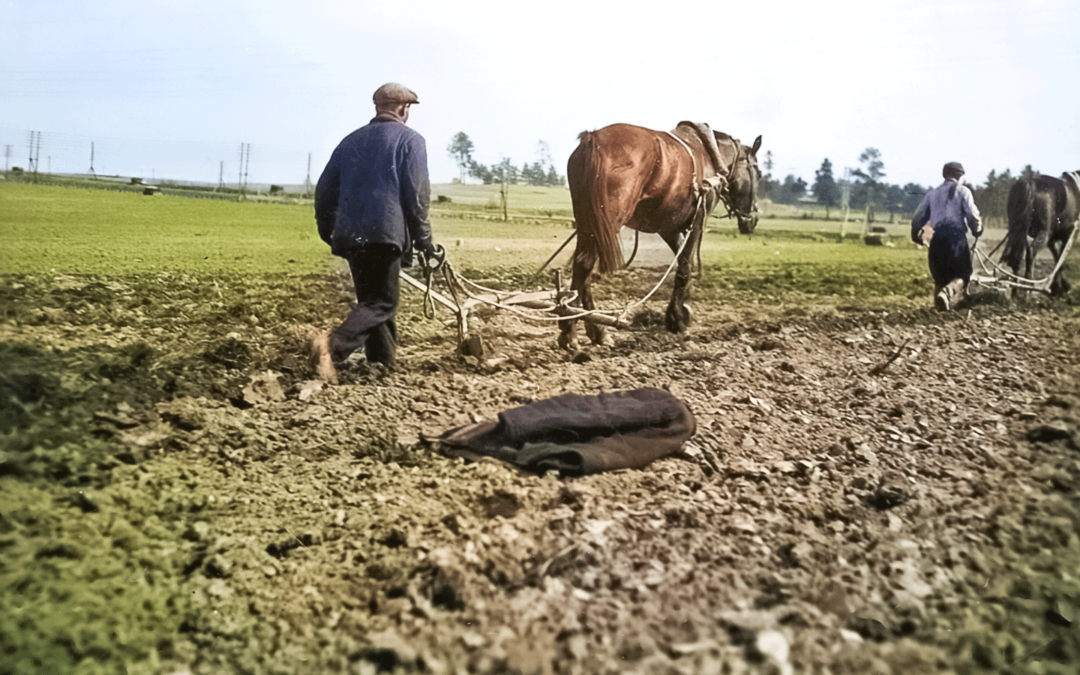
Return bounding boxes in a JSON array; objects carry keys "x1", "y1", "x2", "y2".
[
  {"x1": 401, "y1": 267, "x2": 630, "y2": 355},
  {"x1": 970, "y1": 225, "x2": 1078, "y2": 294}
]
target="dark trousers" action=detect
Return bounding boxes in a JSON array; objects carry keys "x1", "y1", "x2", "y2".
[
  {"x1": 928, "y1": 223, "x2": 973, "y2": 287},
  {"x1": 330, "y1": 244, "x2": 401, "y2": 366}
]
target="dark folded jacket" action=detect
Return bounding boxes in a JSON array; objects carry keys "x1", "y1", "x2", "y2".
[{"x1": 436, "y1": 388, "x2": 695, "y2": 476}]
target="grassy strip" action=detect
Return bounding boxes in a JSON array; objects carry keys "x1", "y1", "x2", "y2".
[{"x1": 0, "y1": 183, "x2": 331, "y2": 276}]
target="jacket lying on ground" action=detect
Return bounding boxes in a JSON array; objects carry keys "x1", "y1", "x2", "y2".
[
  {"x1": 315, "y1": 115, "x2": 433, "y2": 257},
  {"x1": 435, "y1": 388, "x2": 696, "y2": 476}
]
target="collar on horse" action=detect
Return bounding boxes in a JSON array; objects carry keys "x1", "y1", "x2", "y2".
[
  {"x1": 1062, "y1": 172, "x2": 1080, "y2": 227},
  {"x1": 1063, "y1": 172, "x2": 1080, "y2": 199},
  {"x1": 667, "y1": 122, "x2": 752, "y2": 222}
]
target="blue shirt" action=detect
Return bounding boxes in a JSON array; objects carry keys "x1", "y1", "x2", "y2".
[
  {"x1": 315, "y1": 116, "x2": 432, "y2": 257},
  {"x1": 911, "y1": 178, "x2": 982, "y2": 242}
]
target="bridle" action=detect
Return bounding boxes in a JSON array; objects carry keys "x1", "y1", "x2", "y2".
[{"x1": 717, "y1": 145, "x2": 759, "y2": 224}]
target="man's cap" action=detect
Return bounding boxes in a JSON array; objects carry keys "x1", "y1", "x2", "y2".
[
  {"x1": 373, "y1": 83, "x2": 419, "y2": 106},
  {"x1": 943, "y1": 161, "x2": 965, "y2": 178}
]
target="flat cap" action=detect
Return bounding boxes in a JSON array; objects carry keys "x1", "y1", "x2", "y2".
[
  {"x1": 373, "y1": 83, "x2": 419, "y2": 106},
  {"x1": 942, "y1": 161, "x2": 965, "y2": 178}
]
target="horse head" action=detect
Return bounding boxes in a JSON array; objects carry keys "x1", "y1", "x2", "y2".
[{"x1": 728, "y1": 134, "x2": 762, "y2": 235}]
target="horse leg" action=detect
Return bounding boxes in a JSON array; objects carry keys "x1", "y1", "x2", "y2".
[
  {"x1": 661, "y1": 225, "x2": 700, "y2": 333},
  {"x1": 1029, "y1": 219, "x2": 1051, "y2": 295},
  {"x1": 1047, "y1": 229, "x2": 1073, "y2": 296},
  {"x1": 575, "y1": 243, "x2": 612, "y2": 347},
  {"x1": 558, "y1": 244, "x2": 601, "y2": 350}
]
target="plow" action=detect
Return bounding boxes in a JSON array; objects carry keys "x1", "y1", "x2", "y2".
[
  {"x1": 399, "y1": 233, "x2": 699, "y2": 355},
  {"x1": 399, "y1": 250, "x2": 631, "y2": 356},
  {"x1": 969, "y1": 225, "x2": 1078, "y2": 294}
]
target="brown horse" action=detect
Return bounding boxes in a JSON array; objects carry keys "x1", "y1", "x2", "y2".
[
  {"x1": 1001, "y1": 171, "x2": 1080, "y2": 296},
  {"x1": 558, "y1": 122, "x2": 762, "y2": 350}
]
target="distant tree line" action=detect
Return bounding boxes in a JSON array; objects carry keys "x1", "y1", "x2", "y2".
[
  {"x1": 447, "y1": 132, "x2": 565, "y2": 187},
  {"x1": 765, "y1": 148, "x2": 1037, "y2": 226}
]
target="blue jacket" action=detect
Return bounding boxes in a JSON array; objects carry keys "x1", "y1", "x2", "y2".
[{"x1": 315, "y1": 115, "x2": 432, "y2": 257}]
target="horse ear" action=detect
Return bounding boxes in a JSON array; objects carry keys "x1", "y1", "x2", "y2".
[{"x1": 751, "y1": 135, "x2": 762, "y2": 155}]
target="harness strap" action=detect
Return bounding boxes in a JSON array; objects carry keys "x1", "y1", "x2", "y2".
[
  {"x1": 1063, "y1": 172, "x2": 1080, "y2": 203},
  {"x1": 664, "y1": 130, "x2": 700, "y2": 195}
]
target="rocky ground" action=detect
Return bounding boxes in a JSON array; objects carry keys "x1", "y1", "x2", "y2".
[{"x1": 2, "y1": 260, "x2": 1079, "y2": 675}]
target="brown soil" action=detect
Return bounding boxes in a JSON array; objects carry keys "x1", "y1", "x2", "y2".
[{"x1": 3, "y1": 266, "x2": 1079, "y2": 675}]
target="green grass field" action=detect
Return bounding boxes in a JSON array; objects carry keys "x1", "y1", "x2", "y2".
[
  {"x1": 1, "y1": 181, "x2": 933, "y2": 305},
  {"x1": 0, "y1": 183, "x2": 332, "y2": 275}
]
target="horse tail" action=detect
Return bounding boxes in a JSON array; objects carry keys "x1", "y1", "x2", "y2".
[
  {"x1": 575, "y1": 131, "x2": 624, "y2": 275},
  {"x1": 1002, "y1": 175, "x2": 1035, "y2": 273}
]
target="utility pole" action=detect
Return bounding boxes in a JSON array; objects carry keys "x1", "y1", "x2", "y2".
[
  {"x1": 302, "y1": 152, "x2": 313, "y2": 198},
  {"x1": 87, "y1": 142, "x2": 96, "y2": 178},
  {"x1": 839, "y1": 167, "x2": 852, "y2": 242},
  {"x1": 27, "y1": 131, "x2": 41, "y2": 182},
  {"x1": 27, "y1": 131, "x2": 39, "y2": 174},
  {"x1": 238, "y1": 143, "x2": 250, "y2": 198},
  {"x1": 216, "y1": 160, "x2": 225, "y2": 192},
  {"x1": 4, "y1": 144, "x2": 11, "y2": 173},
  {"x1": 238, "y1": 143, "x2": 246, "y2": 198}
]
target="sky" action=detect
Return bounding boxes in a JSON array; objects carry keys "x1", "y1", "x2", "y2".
[{"x1": 1, "y1": 0, "x2": 1077, "y2": 190}]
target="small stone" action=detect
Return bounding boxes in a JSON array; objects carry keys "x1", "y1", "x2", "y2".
[
  {"x1": 1027, "y1": 421, "x2": 1073, "y2": 443},
  {"x1": 461, "y1": 632, "x2": 485, "y2": 648},
  {"x1": 184, "y1": 521, "x2": 211, "y2": 542},
  {"x1": 839, "y1": 628, "x2": 863, "y2": 643},
  {"x1": 753, "y1": 630, "x2": 791, "y2": 674}
]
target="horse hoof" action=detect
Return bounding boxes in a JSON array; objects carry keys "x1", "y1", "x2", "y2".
[
  {"x1": 591, "y1": 333, "x2": 614, "y2": 347},
  {"x1": 587, "y1": 326, "x2": 611, "y2": 347}
]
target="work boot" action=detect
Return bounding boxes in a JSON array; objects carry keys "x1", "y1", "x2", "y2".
[
  {"x1": 939, "y1": 278, "x2": 966, "y2": 311},
  {"x1": 309, "y1": 331, "x2": 338, "y2": 385},
  {"x1": 934, "y1": 289, "x2": 950, "y2": 312}
]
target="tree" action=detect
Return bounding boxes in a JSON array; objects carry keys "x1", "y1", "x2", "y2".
[
  {"x1": 812, "y1": 158, "x2": 839, "y2": 217},
  {"x1": 773, "y1": 174, "x2": 807, "y2": 205},
  {"x1": 900, "y1": 182, "x2": 929, "y2": 215},
  {"x1": 760, "y1": 150, "x2": 777, "y2": 199},
  {"x1": 467, "y1": 159, "x2": 493, "y2": 184},
  {"x1": 492, "y1": 158, "x2": 516, "y2": 221},
  {"x1": 881, "y1": 183, "x2": 907, "y2": 222},
  {"x1": 536, "y1": 140, "x2": 553, "y2": 168},
  {"x1": 447, "y1": 132, "x2": 475, "y2": 183},
  {"x1": 972, "y1": 169, "x2": 1014, "y2": 228},
  {"x1": 851, "y1": 147, "x2": 886, "y2": 220},
  {"x1": 546, "y1": 165, "x2": 563, "y2": 187}
]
